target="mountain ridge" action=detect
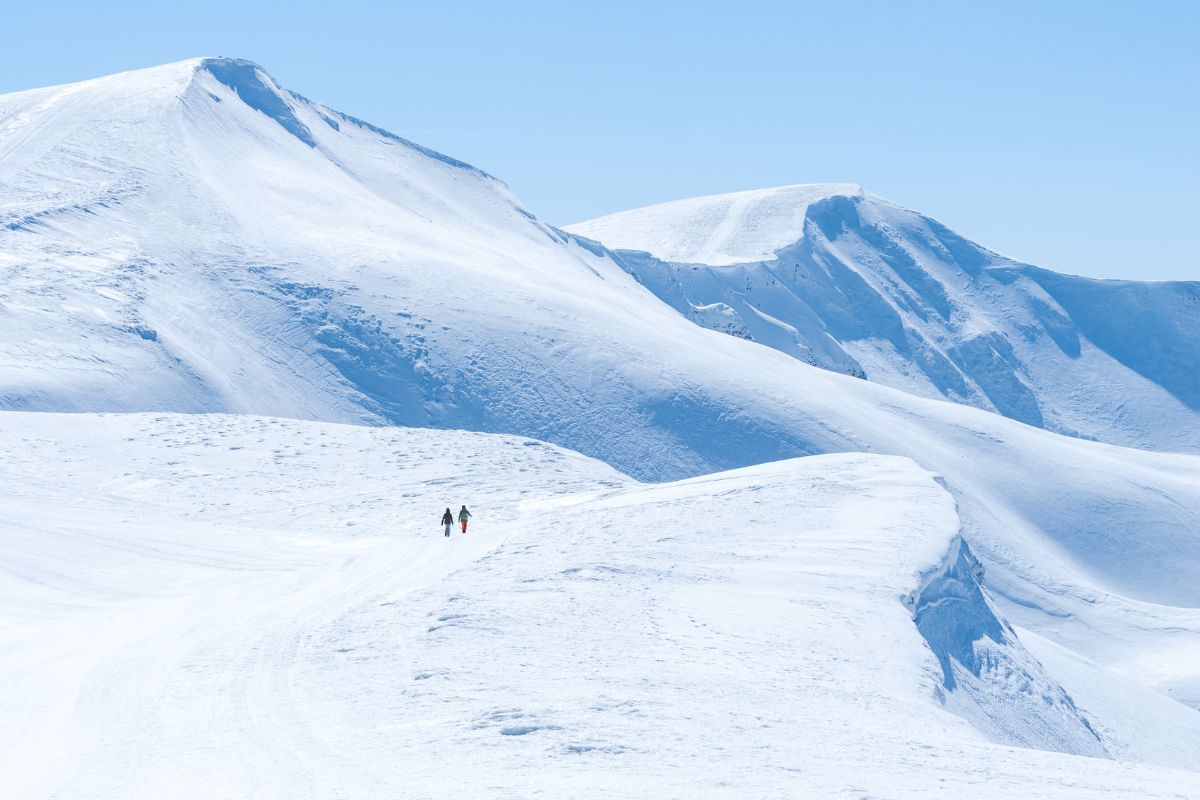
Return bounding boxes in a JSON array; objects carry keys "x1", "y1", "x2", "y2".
[{"x1": 566, "y1": 188, "x2": 1200, "y2": 452}]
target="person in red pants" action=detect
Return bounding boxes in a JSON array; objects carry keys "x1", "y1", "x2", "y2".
[{"x1": 458, "y1": 505, "x2": 472, "y2": 533}]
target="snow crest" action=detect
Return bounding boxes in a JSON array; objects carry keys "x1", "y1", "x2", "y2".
[{"x1": 566, "y1": 183, "x2": 863, "y2": 265}]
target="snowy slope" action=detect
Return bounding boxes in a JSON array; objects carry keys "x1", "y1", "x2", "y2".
[
  {"x1": 563, "y1": 182, "x2": 863, "y2": 265},
  {"x1": 4, "y1": 411, "x2": 1200, "y2": 798},
  {"x1": 567, "y1": 187, "x2": 1200, "y2": 453},
  {"x1": 4, "y1": 58, "x2": 1200, "y2": 760}
]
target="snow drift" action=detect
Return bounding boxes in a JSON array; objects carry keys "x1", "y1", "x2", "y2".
[{"x1": 909, "y1": 536, "x2": 1105, "y2": 756}]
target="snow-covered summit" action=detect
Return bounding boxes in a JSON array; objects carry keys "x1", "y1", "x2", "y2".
[
  {"x1": 567, "y1": 187, "x2": 1200, "y2": 453},
  {"x1": 566, "y1": 183, "x2": 863, "y2": 265},
  {"x1": 0, "y1": 56, "x2": 326, "y2": 153}
]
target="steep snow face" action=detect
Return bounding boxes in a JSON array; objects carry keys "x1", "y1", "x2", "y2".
[
  {"x1": 3, "y1": 59, "x2": 1200, "y2": 716},
  {"x1": 910, "y1": 536, "x2": 1105, "y2": 756},
  {"x1": 201, "y1": 57, "x2": 319, "y2": 146},
  {"x1": 567, "y1": 190, "x2": 1200, "y2": 453},
  {"x1": 5, "y1": 411, "x2": 1200, "y2": 797}
]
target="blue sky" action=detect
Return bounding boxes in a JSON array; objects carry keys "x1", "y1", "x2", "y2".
[{"x1": 2, "y1": 1, "x2": 1196, "y2": 280}]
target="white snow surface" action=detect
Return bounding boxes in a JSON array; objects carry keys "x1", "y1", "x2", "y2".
[
  {"x1": 565, "y1": 183, "x2": 863, "y2": 265},
  {"x1": 4, "y1": 411, "x2": 1200, "y2": 798},
  {"x1": 3, "y1": 60, "x2": 1200, "y2": 795}
]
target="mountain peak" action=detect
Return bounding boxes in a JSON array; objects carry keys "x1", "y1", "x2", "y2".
[
  {"x1": 0, "y1": 57, "x2": 315, "y2": 147},
  {"x1": 565, "y1": 183, "x2": 864, "y2": 265},
  {"x1": 195, "y1": 57, "x2": 316, "y2": 146}
]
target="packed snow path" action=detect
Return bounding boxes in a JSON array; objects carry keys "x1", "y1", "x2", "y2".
[{"x1": 3, "y1": 413, "x2": 1199, "y2": 798}]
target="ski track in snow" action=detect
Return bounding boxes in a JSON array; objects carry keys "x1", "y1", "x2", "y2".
[{"x1": 3, "y1": 412, "x2": 1200, "y2": 798}]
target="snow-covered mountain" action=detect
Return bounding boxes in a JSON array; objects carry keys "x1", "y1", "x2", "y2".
[
  {"x1": 3, "y1": 59, "x2": 1200, "y2": 795},
  {"x1": 567, "y1": 186, "x2": 1200, "y2": 453}
]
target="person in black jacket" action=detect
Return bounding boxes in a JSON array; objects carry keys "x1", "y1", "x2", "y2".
[{"x1": 441, "y1": 508, "x2": 454, "y2": 537}]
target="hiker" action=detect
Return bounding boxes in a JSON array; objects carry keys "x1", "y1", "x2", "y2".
[
  {"x1": 458, "y1": 505, "x2": 472, "y2": 534},
  {"x1": 441, "y1": 508, "x2": 453, "y2": 537}
]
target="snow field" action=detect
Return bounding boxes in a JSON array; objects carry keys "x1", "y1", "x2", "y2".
[{"x1": 2, "y1": 412, "x2": 1199, "y2": 798}]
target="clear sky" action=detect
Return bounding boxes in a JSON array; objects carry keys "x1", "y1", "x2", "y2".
[{"x1": 2, "y1": 1, "x2": 1196, "y2": 280}]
